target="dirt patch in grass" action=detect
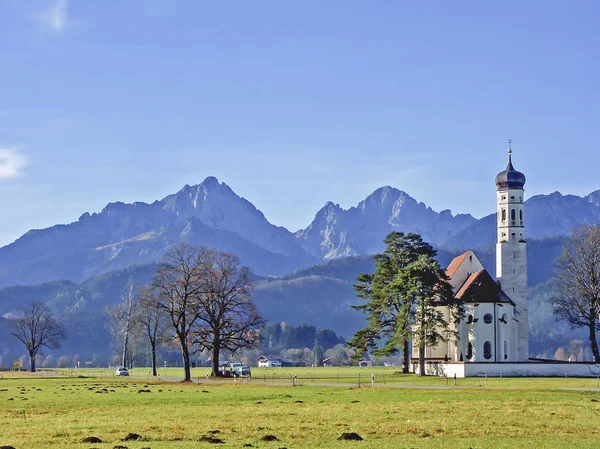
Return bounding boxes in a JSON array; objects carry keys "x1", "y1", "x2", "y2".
[
  {"x1": 123, "y1": 433, "x2": 143, "y2": 441},
  {"x1": 82, "y1": 436, "x2": 103, "y2": 443},
  {"x1": 337, "y1": 432, "x2": 364, "y2": 441},
  {"x1": 261, "y1": 435, "x2": 280, "y2": 441}
]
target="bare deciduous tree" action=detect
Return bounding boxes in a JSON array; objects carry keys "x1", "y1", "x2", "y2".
[
  {"x1": 107, "y1": 278, "x2": 137, "y2": 368},
  {"x1": 552, "y1": 225, "x2": 600, "y2": 362},
  {"x1": 9, "y1": 301, "x2": 65, "y2": 372},
  {"x1": 152, "y1": 243, "x2": 209, "y2": 382},
  {"x1": 136, "y1": 286, "x2": 167, "y2": 376},
  {"x1": 193, "y1": 251, "x2": 264, "y2": 377}
]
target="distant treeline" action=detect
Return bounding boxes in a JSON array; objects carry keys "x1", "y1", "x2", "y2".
[{"x1": 260, "y1": 322, "x2": 344, "y2": 352}]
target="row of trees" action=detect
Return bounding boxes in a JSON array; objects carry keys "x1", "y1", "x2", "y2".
[
  {"x1": 109, "y1": 243, "x2": 264, "y2": 380},
  {"x1": 7, "y1": 244, "x2": 263, "y2": 378},
  {"x1": 7, "y1": 244, "x2": 348, "y2": 376}
]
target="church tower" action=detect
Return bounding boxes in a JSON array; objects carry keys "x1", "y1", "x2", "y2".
[{"x1": 495, "y1": 144, "x2": 528, "y2": 361}]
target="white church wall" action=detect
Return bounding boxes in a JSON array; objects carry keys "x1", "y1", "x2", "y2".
[
  {"x1": 419, "y1": 362, "x2": 600, "y2": 378},
  {"x1": 429, "y1": 302, "x2": 518, "y2": 363},
  {"x1": 472, "y1": 303, "x2": 496, "y2": 362}
]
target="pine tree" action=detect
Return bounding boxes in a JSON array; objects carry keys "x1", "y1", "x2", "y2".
[{"x1": 349, "y1": 232, "x2": 460, "y2": 375}]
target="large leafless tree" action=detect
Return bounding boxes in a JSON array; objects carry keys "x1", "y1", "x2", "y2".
[
  {"x1": 152, "y1": 243, "x2": 210, "y2": 382},
  {"x1": 552, "y1": 224, "x2": 600, "y2": 362},
  {"x1": 136, "y1": 286, "x2": 168, "y2": 376},
  {"x1": 193, "y1": 251, "x2": 264, "y2": 377},
  {"x1": 9, "y1": 301, "x2": 65, "y2": 372}
]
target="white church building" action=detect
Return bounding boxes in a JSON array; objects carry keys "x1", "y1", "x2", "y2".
[{"x1": 414, "y1": 148, "x2": 600, "y2": 377}]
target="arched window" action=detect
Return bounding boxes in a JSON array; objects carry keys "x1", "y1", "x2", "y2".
[
  {"x1": 520, "y1": 210, "x2": 523, "y2": 221},
  {"x1": 466, "y1": 342, "x2": 473, "y2": 360},
  {"x1": 511, "y1": 209, "x2": 516, "y2": 220},
  {"x1": 502, "y1": 209, "x2": 506, "y2": 221},
  {"x1": 484, "y1": 341, "x2": 492, "y2": 360},
  {"x1": 483, "y1": 313, "x2": 493, "y2": 324},
  {"x1": 504, "y1": 341, "x2": 508, "y2": 360}
]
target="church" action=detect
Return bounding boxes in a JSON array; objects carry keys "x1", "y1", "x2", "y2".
[
  {"x1": 411, "y1": 146, "x2": 600, "y2": 377},
  {"x1": 414, "y1": 148, "x2": 530, "y2": 367}
]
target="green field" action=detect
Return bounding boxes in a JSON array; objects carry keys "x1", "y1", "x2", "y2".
[
  {"x1": 1, "y1": 370, "x2": 600, "y2": 448},
  {"x1": 45, "y1": 365, "x2": 600, "y2": 389}
]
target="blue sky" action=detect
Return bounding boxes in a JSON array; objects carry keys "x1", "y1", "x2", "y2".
[{"x1": 1, "y1": 1, "x2": 599, "y2": 247}]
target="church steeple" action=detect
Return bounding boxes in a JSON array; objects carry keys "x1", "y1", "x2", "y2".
[
  {"x1": 495, "y1": 145, "x2": 526, "y2": 190},
  {"x1": 495, "y1": 141, "x2": 528, "y2": 361}
]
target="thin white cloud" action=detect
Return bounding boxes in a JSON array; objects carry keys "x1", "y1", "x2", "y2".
[
  {"x1": 39, "y1": 0, "x2": 69, "y2": 33},
  {"x1": 0, "y1": 147, "x2": 28, "y2": 180}
]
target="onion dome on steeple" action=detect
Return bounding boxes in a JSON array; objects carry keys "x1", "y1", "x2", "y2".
[{"x1": 495, "y1": 144, "x2": 526, "y2": 190}]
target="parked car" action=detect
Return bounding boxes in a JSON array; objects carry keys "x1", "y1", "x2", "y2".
[
  {"x1": 219, "y1": 362, "x2": 251, "y2": 377},
  {"x1": 115, "y1": 367, "x2": 129, "y2": 377}
]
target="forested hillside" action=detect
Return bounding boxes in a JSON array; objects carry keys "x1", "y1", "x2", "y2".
[{"x1": 0, "y1": 236, "x2": 580, "y2": 365}]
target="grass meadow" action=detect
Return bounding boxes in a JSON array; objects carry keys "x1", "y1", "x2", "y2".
[{"x1": 1, "y1": 369, "x2": 600, "y2": 448}]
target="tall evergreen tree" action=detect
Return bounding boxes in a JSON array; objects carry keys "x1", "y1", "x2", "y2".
[{"x1": 349, "y1": 232, "x2": 460, "y2": 375}]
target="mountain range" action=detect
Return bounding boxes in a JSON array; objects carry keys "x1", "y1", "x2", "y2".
[
  {"x1": 1, "y1": 176, "x2": 599, "y2": 362},
  {"x1": 1, "y1": 177, "x2": 600, "y2": 289}
]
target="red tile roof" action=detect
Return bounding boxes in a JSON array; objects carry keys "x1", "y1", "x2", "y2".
[
  {"x1": 455, "y1": 269, "x2": 514, "y2": 304},
  {"x1": 445, "y1": 250, "x2": 471, "y2": 279}
]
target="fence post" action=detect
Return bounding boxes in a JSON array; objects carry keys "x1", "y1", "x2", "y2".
[
  {"x1": 453, "y1": 373, "x2": 457, "y2": 386},
  {"x1": 371, "y1": 373, "x2": 375, "y2": 388}
]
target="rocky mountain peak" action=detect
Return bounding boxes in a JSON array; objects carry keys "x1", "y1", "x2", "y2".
[
  {"x1": 585, "y1": 190, "x2": 600, "y2": 207},
  {"x1": 1, "y1": 175, "x2": 600, "y2": 290}
]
